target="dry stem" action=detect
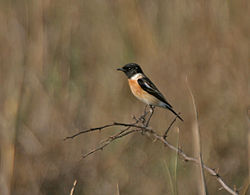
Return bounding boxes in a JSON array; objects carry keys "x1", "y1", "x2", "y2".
[{"x1": 65, "y1": 108, "x2": 238, "y2": 195}]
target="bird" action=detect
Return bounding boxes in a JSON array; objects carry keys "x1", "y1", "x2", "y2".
[{"x1": 117, "y1": 63, "x2": 183, "y2": 121}]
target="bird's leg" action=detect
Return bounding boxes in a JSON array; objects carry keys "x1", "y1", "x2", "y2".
[
  {"x1": 141, "y1": 105, "x2": 149, "y2": 124},
  {"x1": 137, "y1": 105, "x2": 149, "y2": 125},
  {"x1": 146, "y1": 105, "x2": 155, "y2": 127},
  {"x1": 144, "y1": 105, "x2": 148, "y2": 115}
]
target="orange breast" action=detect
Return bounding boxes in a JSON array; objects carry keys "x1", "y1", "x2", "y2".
[
  {"x1": 128, "y1": 79, "x2": 145, "y2": 96},
  {"x1": 128, "y1": 79, "x2": 160, "y2": 106}
]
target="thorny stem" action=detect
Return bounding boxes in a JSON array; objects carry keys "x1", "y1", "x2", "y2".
[
  {"x1": 64, "y1": 109, "x2": 239, "y2": 195},
  {"x1": 163, "y1": 114, "x2": 179, "y2": 139}
]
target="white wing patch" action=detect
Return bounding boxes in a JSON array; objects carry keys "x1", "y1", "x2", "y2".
[{"x1": 144, "y1": 81, "x2": 153, "y2": 90}]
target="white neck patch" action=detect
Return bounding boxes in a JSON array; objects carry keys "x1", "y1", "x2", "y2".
[{"x1": 130, "y1": 73, "x2": 144, "y2": 80}]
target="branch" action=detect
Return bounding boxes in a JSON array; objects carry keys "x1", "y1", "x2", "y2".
[
  {"x1": 65, "y1": 110, "x2": 238, "y2": 195},
  {"x1": 64, "y1": 123, "x2": 119, "y2": 140},
  {"x1": 163, "y1": 114, "x2": 178, "y2": 139},
  {"x1": 145, "y1": 129, "x2": 238, "y2": 195},
  {"x1": 82, "y1": 129, "x2": 137, "y2": 159}
]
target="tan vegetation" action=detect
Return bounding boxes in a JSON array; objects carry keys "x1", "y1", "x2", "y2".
[{"x1": 0, "y1": 1, "x2": 249, "y2": 194}]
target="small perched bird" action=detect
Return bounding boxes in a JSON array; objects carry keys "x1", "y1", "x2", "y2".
[{"x1": 117, "y1": 63, "x2": 183, "y2": 121}]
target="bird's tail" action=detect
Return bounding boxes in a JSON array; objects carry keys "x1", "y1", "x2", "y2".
[{"x1": 165, "y1": 105, "x2": 184, "y2": 122}]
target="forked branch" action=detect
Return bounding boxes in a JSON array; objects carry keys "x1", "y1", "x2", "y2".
[{"x1": 64, "y1": 106, "x2": 238, "y2": 195}]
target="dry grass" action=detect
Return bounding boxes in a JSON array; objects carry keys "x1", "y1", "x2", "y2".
[{"x1": 0, "y1": 1, "x2": 249, "y2": 194}]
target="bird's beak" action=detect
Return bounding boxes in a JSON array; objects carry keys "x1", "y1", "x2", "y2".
[{"x1": 117, "y1": 68, "x2": 124, "y2": 72}]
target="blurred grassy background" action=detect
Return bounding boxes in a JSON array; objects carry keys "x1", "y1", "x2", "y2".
[{"x1": 0, "y1": 0, "x2": 249, "y2": 194}]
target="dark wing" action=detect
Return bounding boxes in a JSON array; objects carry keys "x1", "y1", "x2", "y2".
[{"x1": 137, "y1": 77, "x2": 173, "y2": 108}]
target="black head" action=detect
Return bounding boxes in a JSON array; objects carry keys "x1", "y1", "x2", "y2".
[{"x1": 117, "y1": 63, "x2": 143, "y2": 78}]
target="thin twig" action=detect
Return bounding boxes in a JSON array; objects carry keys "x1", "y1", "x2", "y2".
[
  {"x1": 163, "y1": 115, "x2": 178, "y2": 139},
  {"x1": 147, "y1": 132, "x2": 238, "y2": 195},
  {"x1": 65, "y1": 110, "x2": 238, "y2": 195},
  {"x1": 133, "y1": 105, "x2": 150, "y2": 124},
  {"x1": 64, "y1": 123, "x2": 116, "y2": 140},
  {"x1": 81, "y1": 129, "x2": 137, "y2": 159},
  {"x1": 64, "y1": 122, "x2": 150, "y2": 141}
]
